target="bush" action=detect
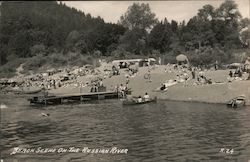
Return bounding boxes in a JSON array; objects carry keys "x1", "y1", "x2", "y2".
[
  {"x1": 0, "y1": 58, "x2": 25, "y2": 78},
  {"x1": 23, "y1": 55, "x2": 47, "y2": 71},
  {"x1": 30, "y1": 44, "x2": 46, "y2": 56},
  {"x1": 49, "y1": 52, "x2": 67, "y2": 65}
]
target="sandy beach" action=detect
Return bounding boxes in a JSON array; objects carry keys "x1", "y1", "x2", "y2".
[{"x1": 47, "y1": 65, "x2": 250, "y2": 106}]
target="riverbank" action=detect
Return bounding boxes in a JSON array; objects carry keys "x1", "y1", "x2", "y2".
[{"x1": 47, "y1": 65, "x2": 250, "y2": 106}]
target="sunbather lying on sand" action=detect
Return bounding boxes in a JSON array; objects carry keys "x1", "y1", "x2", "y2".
[{"x1": 153, "y1": 80, "x2": 178, "y2": 92}]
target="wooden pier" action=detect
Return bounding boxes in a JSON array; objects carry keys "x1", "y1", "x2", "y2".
[{"x1": 28, "y1": 91, "x2": 120, "y2": 105}]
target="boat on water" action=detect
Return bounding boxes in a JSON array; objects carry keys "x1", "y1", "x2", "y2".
[
  {"x1": 227, "y1": 95, "x2": 246, "y2": 108},
  {"x1": 123, "y1": 97, "x2": 157, "y2": 105},
  {"x1": 0, "y1": 104, "x2": 8, "y2": 109}
]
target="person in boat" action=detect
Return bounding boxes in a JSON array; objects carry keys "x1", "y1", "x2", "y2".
[
  {"x1": 137, "y1": 96, "x2": 142, "y2": 103},
  {"x1": 143, "y1": 93, "x2": 150, "y2": 101}
]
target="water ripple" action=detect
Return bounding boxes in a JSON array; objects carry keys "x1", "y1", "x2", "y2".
[{"x1": 1, "y1": 95, "x2": 250, "y2": 162}]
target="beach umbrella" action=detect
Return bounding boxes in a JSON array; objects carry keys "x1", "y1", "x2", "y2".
[{"x1": 176, "y1": 54, "x2": 188, "y2": 62}]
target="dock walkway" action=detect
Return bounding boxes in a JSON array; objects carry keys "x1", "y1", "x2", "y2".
[{"x1": 28, "y1": 91, "x2": 120, "y2": 105}]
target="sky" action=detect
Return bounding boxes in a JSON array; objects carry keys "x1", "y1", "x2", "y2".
[{"x1": 63, "y1": 0, "x2": 250, "y2": 24}]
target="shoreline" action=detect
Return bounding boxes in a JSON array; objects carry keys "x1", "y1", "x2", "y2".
[
  {"x1": 157, "y1": 98, "x2": 250, "y2": 106},
  {"x1": 39, "y1": 66, "x2": 250, "y2": 106},
  {"x1": 2, "y1": 65, "x2": 249, "y2": 106},
  {"x1": 1, "y1": 92, "x2": 249, "y2": 106}
]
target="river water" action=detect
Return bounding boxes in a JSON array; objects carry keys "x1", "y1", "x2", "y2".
[{"x1": 1, "y1": 94, "x2": 250, "y2": 162}]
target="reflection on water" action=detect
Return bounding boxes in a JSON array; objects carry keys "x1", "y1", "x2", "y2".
[{"x1": 1, "y1": 94, "x2": 250, "y2": 162}]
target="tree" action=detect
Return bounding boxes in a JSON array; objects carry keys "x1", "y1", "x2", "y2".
[
  {"x1": 197, "y1": 4, "x2": 215, "y2": 21},
  {"x1": 213, "y1": 0, "x2": 242, "y2": 48},
  {"x1": 119, "y1": 3, "x2": 158, "y2": 30},
  {"x1": 66, "y1": 30, "x2": 80, "y2": 51},
  {"x1": 171, "y1": 20, "x2": 178, "y2": 33},
  {"x1": 148, "y1": 20, "x2": 173, "y2": 53},
  {"x1": 148, "y1": 22, "x2": 166, "y2": 52},
  {"x1": 215, "y1": 0, "x2": 242, "y2": 23},
  {"x1": 119, "y1": 28, "x2": 148, "y2": 54}
]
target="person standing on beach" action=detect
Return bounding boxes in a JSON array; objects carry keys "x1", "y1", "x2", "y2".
[
  {"x1": 215, "y1": 60, "x2": 218, "y2": 70},
  {"x1": 99, "y1": 79, "x2": 103, "y2": 87},
  {"x1": 147, "y1": 69, "x2": 151, "y2": 82},
  {"x1": 184, "y1": 72, "x2": 189, "y2": 87},
  {"x1": 126, "y1": 76, "x2": 130, "y2": 85},
  {"x1": 229, "y1": 71, "x2": 233, "y2": 78},
  {"x1": 191, "y1": 67, "x2": 196, "y2": 79}
]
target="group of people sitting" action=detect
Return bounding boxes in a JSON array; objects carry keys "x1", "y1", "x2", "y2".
[
  {"x1": 112, "y1": 65, "x2": 120, "y2": 76},
  {"x1": 90, "y1": 79, "x2": 105, "y2": 92},
  {"x1": 196, "y1": 75, "x2": 212, "y2": 85},
  {"x1": 229, "y1": 68, "x2": 243, "y2": 78}
]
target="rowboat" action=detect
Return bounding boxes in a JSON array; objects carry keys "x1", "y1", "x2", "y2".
[
  {"x1": 227, "y1": 96, "x2": 246, "y2": 108},
  {"x1": 123, "y1": 97, "x2": 157, "y2": 105},
  {"x1": 0, "y1": 104, "x2": 8, "y2": 109}
]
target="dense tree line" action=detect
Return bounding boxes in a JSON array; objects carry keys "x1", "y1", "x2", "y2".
[
  {"x1": 0, "y1": 1, "x2": 125, "y2": 65},
  {"x1": 118, "y1": 1, "x2": 250, "y2": 65},
  {"x1": 0, "y1": 1, "x2": 249, "y2": 74}
]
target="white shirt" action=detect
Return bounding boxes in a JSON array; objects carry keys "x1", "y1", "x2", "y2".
[{"x1": 143, "y1": 95, "x2": 150, "y2": 101}]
